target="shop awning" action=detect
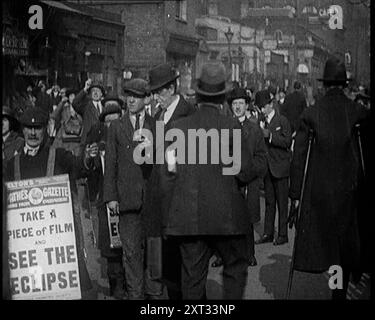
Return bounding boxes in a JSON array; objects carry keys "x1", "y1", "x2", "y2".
[{"x1": 40, "y1": 1, "x2": 87, "y2": 15}]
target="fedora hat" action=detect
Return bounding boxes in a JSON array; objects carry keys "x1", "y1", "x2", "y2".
[
  {"x1": 102, "y1": 93, "x2": 125, "y2": 108},
  {"x1": 149, "y1": 64, "x2": 179, "y2": 92},
  {"x1": 88, "y1": 84, "x2": 106, "y2": 96},
  {"x1": 193, "y1": 62, "x2": 229, "y2": 97},
  {"x1": 123, "y1": 78, "x2": 150, "y2": 97},
  {"x1": 227, "y1": 88, "x2": 250, "y2": 105},
  {"x1": 317, "y1": 58, "x2": 350, "y2": 84},
  {"x1": 254, "y1": 90, "x2": 273, "y2": 108}
]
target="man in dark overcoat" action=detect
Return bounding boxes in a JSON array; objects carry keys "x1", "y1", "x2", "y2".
[
  {"x1": 85, "y1": 98, "x2": 124, "y2": 299},
  {"x1": 162, "y1": 62, "x2": 254, "y2": 300},
  {"x1": 4, "y1": 107, "x2": 97, "y2": 299},
  {"x1": 255, "y1": 90, "x2": 292, "y2": 246},
  {"x1": 289, "y1": 58, "x2": 370, "y2": 299},
  {"x1": 103, "y1": 79, "x2": 162, "y2": 300},
  {"x1": 72, "y1": 78, "x2": 106, "y2": 154},
  {"x1": 143, "y1": 63, "x2": 195, "y2": 300}
]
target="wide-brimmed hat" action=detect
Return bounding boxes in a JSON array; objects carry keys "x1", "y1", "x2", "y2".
[
  {"x1": 317, "y1": 58, "x2": 350, "y2": 84},
  {"x1": 123, "y1": 78, "x2": 149, "y2": 97},
  {"x1": 227, "y1": 88, "x2": 250, "y2": 105},
  {"x1": 193, "y1": 62, "x2": 229, "y2": 97},
  {"x1": 149, "y1": 64, "x2": 180, "y2": 92},
  {"x1": 254, "y1": 90, "x2": 273, "y2": 108},
  {"x1": 88, "y1": 84, "x2": 106, "y2": 96},
  {"x1": 19, "y1": 107, "x2": 49, "y2": 127},
  {"x1": 99, "y1": 104, "x2": 122, "y2": 122},
  {"x1": 102, "y1": 93, "x2": 125, "y2": 108}
]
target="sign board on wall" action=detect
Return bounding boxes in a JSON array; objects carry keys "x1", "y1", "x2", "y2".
[{"x1": 5, "y1": 175, "x2": 81, "y2": 300}]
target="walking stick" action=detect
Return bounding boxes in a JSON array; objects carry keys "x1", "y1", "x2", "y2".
[
  {"x1": 286, "y1": 129, "x2": 314, "y2": 299},
  {"x1": 355, "y1": 124, "x2": 366, "y2": 177}
]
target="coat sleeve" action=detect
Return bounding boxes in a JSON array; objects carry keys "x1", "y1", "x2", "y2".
[
  {"x1": 236, "y1": 125, "x2": 254, "y2": 184},
  {"x1": 102, "y1": 123, "x2": 119, "y2": 203},
  {"x1": 289, "y1": 112, "x2": 312, "y2": 200},
  {"x1": 246, "y1": 125, "x2": 268, "y2": 182},
  {"x1": 72, "y1": 89, "x2": 89, "y2": 116},
  {"x1": 269, "y1": 116, "x2": 292, "y2": 149}
]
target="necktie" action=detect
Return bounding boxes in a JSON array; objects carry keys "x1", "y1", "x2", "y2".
[
  {"x1": 135, "y1": 114, "x2": 140, "y2": 131},
  {"x1": 159, "y1": 108, "x2": 167, "y2": 122}
]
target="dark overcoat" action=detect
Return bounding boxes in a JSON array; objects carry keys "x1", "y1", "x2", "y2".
[
  {"x1": 72, "y1": 89, "x2": 101, "y2": 151},
  {"x1": 280, "y1": 90, "x2": 307, "y2": 133},
  {"x1": 241, "y1": 118, "x2": 268, "y2": 223},
  {"x1": 265, "y1": 113, "x2": 292, "y2": 179},
  {"x1": 289, "y1": 88, "x2": 369, "y2": 272},
  {"x1": 162, "y1": 103, "x2": 253, "y2": 236},
  {"x1": 102, "y1": 111, "x2": 155, "y2": 212},
  {"x1": 85, "y1": 122, "x2": 122, "y2": 258}
]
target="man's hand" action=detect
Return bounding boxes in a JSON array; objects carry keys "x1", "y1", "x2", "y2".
[
  {"x1": 84, "y1": 78, "x2": 92, "y2": 93},
  {"x1": 85, "y1": 143, "x2": 99, "y2": 158},
  {"x1": 107, "y1": 201, "x2": 119, "y2": 215},
  {"x1": 287, "y1": 200, "x2": 299, "y2": 229}
]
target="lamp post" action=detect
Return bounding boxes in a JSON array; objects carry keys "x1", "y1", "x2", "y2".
[
  {"x1": 224, "y1": 27, "x2": 234, "y2": 80},
  {"x1": 84, "y1": 50, "x2": 91, "y2": 80}
]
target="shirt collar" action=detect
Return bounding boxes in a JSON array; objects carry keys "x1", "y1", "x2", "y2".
[
  {"x1": 129, "y1": 109, "x2": 146, "y2": 120},
  {"x1": 24, "y1": 143, "x2": 40, "y2": 157},
  {"x1": 267, "y1": 109, "x2": 275, "y2": 123},
  {"x1": 238, "y1": 115, "x2": 246, "y2": 123}
]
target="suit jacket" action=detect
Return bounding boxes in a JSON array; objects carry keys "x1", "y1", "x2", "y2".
[
  {"x1": 241, "y1": 118, "x2": 267, "y2": 223},
  {"x1": 72, "y1": 89, "x2": 102, "y2": 150},
  {"x1": 162, "y1": 104, "x2": 253, "y2": 236},
  {"x1": 289, "y1": 88, "x2": 369, "y2": 272},
  {"x1": 264, "y1": 113, "x2": 292, "y2": 179},
  {"x1": 103, "y1": 111, "x2": 155, "y2": 212},
  {"x1": 280, "y1": 90, "x2": 307, "y2": 133}
]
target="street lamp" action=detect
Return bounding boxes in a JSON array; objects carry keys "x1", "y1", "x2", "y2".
[{"x1": 224, "y1": 27, "x2": 234, "y2": 78}]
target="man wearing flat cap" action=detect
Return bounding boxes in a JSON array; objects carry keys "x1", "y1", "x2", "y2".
[
  {"x1": 4, "y1": 107, "x2": 99, "y2": 299},
  {"x1": 289, "y1": 57, "x2": 370, "y2": 299},
  {"x1": 160, "y1": 61, "x2": 254, "y2": 299},
  {"x1": 255, "y1": 89, "x2": 292, "y2": 246},
  {"x1": 103, "y1": 79, "x2": 162, "y2": 300},
  {"x1": 144, "y1": 63, "x2": 195, "y2": 300},
  {"x1": 72, "y1": 78, "x2": 106, "y2": 153}
]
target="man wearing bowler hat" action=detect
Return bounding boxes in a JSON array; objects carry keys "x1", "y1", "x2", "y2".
[
  {"x1": 255, "y1": 89, "x2": 292, "y2": 246},
  {"x1": 161, "y1": 61, "x2": 254, "y2": 299},
  {"x1": 289, "y1": 57, "x2": 370, "y2": 299},
  {"x1": 144, "y1": 63, "x2": 195, "y2": 300},
  {"x1": 72, "y1": 78, "x2": 106, "y2": 153},
  {"x1": 103, "y1": 79, "x2": 163, "y2": 300},
  {"x1": 4, "y1": 107, "x2": 98, "y2": 299}
]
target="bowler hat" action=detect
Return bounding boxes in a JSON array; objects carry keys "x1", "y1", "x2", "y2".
[
  {"x1": 227, "y1": 88, "x2": 250, "y2": 105},
  {"x1": 149, "y1": 64, "x2": 179, "y2": 92},
  {"x1": 123, "y1": 78, "x2": 149, "y2": 97},
  {"x1": 99, "y1": 104, "x2": 122, "y2": 122},
  {"x1": 317, "y1": 58, "x2": 350, "y2": 84},
  {"x1": 193, "y1": 62, "x2": 229, "y2": 97},
  {"x1": 102, "y1": 93, "x2": 124, "y2": 108},
  {"x1": 19, "y1": 107, "x2": 49, "y2": 127},
  {"x1": 65, "y1": 88, "x2": 78, "y2": 97},
  {"x1": 88, "y1": 84, "x2": 106, "y2": 96},
  {"x1": 2, "y1": 106, "x2": 17, "y2": 122},
  {"x1": 254, "y1": 90, "x2": 273, "y2": 108}
]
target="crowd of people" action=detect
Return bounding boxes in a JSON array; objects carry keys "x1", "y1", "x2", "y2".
[{"x1": 2, "y1": 56, "x2": 371, "y2": 300}]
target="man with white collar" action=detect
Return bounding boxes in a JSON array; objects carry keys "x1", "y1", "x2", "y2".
[{"x1": 255, "y1": 90, "x2": 292, "y2": 246}]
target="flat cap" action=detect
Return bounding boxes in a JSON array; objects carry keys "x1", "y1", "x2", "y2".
[{"x1": 123, "y1": 78, "x2": 149, "y2": 97}]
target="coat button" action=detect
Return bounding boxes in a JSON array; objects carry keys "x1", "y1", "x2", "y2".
[{"x1": 127, "y1": 145, "x2": 130, "y2": 149}]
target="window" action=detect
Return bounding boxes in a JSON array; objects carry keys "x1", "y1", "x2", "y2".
[
  {"x1": 176, "y1": 0, "x2": 187, "y2": 21},
  {"x1": 208, "y1": 0, "x2": 218, "y2": 16}
]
